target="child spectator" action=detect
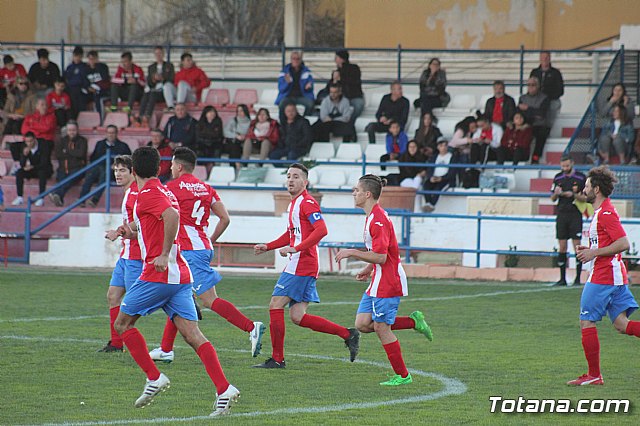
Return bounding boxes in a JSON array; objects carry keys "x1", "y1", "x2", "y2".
[
  {"x1": 46, "y1": 78, "x2": 71, "y2": 128},
  {"x1": 110, "y1": 51, "x2": 145, "y2": 113},
  {"x1": 470, "y1": 115, "x2": 503, "y2": 165},
  {"x1": 414, "y1": 111, "x2": 442, "y2": 158},
  {"x1": 379, "y1": 120, "x2": 408, "y2": 170},
  {"x1": 422, "y1": 138, "x2": 456, "y2": 212},
  {"x1": 64, "y1": 46, "x2": 89, "y2": 118},
  {"x1": 496, "y1": 111, "x2": 533, "y2": 165}
]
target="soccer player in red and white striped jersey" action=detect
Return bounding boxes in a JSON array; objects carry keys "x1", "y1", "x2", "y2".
[
  {"x1": 99, "y1": 155, "x2": 142, "y2": 352},
  {"x1": 335, "y1": 175, "x2": 433, "y2": 386},
  {"x1": 568, "y1": 166, "x2": 638, "y2": 386},
  {"x1": 148, "y1": 147, "x2": 265, "y2": 363},
  {"x1": 253, "y1": 163, "x2": 360, "y2": 368},
  {"x1": 114, "y1": 147, "x2": 239, "y2": 416}
]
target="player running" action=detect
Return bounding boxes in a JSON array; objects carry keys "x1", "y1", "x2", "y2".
[
  {"x1": 335, "y1": 174, "x2": 433, "y2": 386},
  {"x1": 114, "y1": 147, "x2": 239, "y2": 416},
  {"x1": 148, "y1": 147, "x2": 265, "y2": 362},
  {"x1": 253, "y1": 163, "x2": 360, "y2": 368},
  {"x1": 98, "y1": 155, "x2": 142, "y2": 352},
  {"x1": 567, "y1": 166, "x2": 638, "y2": 386}
]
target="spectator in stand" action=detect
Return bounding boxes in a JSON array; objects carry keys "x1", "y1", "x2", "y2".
[
  {"x1": 365, "y1": 81, "x2": 409, "y2": 145},
  {"x1": 48, "y1": 121, "x2": 87, "y2": 206},
  {"x1": 449, "y1": 116, "x2": 478, "y2": 164},
  {"x1": 163, "y1": 103, "x2": 196, "y2": 149},
  {"x1": 270, "y1": 103, "x2": 312, "y2": 163},
  {"x1": 496, "y1": 111, "x2": 533, "y2": 165},
  {"x1": 110, "y1": 51, "x2": 145, "y2": 113},
  {"x1": 78, "y1": 125, "x2": 131, "y2": 207},
  {"x1": 315, "y1": 69, "x2": 340, "y2": 106},
  {"x1": 146, "y1": 128, "x2": 173, "y2": 183},
  {"x1": 139, "y1": 46, "x2": 176, "y2": 125},
  {"x1": 422, "y1": 138, "x2": 456, "y2": 213},
  {"x1": 518, "y1": 76, "x2": 549, "y2": 164},
  {"x1": 597, "y1": 105, "x2": 634, "y2": 165},
  {"x1": 27, "y1": 48, "x2": 60, "y2": 96},
  {"x1": 470, "y1": 115, "x2": 503, "y2": 165},
  {"x1": 379, "y1": 120, "x2": 408, "y2": 171},
  {"x1": 0, "y1": 55, "x2": 27, "y2": 108},
  {"x1": 21, "y1": 97, "x2": 56, "y2": 153},
  {"x1": 484, "y1": 80, "x2": 516, "y2": 129},
  {"x1": 223, "y1": 104, "x2": 251, "y2": 170},
  {"x1": 64, "y1": 46, "x2": 89, "y2": 119},
  {"x1": 418, "y1": 58, "x2": 449, "y2": 115},
  {"x1": 530, "y1": 51, "x2": 564, "y2": 131},
  {"x1": 46, "y1": 78, "x2": 71, "y2": 128},
  {"x1": 334, "y1": 49, "x2": 364, "y2": 123},
  {"x1": 414, "y1": 111, "x2": 442, "y2": 158},
  {"x1": 311, "y1": 83, "x2": 355, "y2": 142},
  {"x1": 2, "y1": 76, "x2": 36, "y2": 136},
  {"x1": 195, "y1": 105, "x2": 224, "y2": 174},
  {"x1": 171, "y1": 52, "x2": 209, "y2": 105},
  {"x1": 275, "y1": 51, "x2": 314, "y2": 123},
  {"x1": 11, "y1": 132, "x2": 52, "y2": 207},
  {"x1": 386, "y1": 139, "x2": 427, "y2": 188},
  {"x1": 244, "y1": 108, "x2": 279, "y2": 164},
  {"x1": 599, "y1": 82, "x2": 636, "y2": 122},
  {"x1": 85, "y1": 50, "x2": 110, "y2": 117}
]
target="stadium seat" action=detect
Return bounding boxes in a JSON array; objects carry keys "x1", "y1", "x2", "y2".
[
  {"x1": 257, "y1": 89, "x2": 279, "y2": 106},
  {"x1": 120, "y1": 136, "x2": 144, "y2": 153},
  {"x1": 363, "y1": 144, "x2": 387, "y2": 161},
  {"x1": 335, "y1": 144, "x2": 363, "y2": 161},
  {"x1": 315, "y1": 167, "x2": 346, "y2": 187},
  {"x1": 158, "y1": 112, "x2": 175, "y2": 130},
  {"x1": 207, "y1": 166, "x2": 236, "y2": 185},
  {"x1": 436, "y1": 118, "x2": 458, "y2": 139},
  {"x1": 448, "y1": 94, "x2": 476, "y2": 111},
  {"x1": 479, "y1": 94, "x2": 492, "y2": 109},
  {"x1": 259, "y1": 167, "x2": 286, "y2": 187},
  {"x1": 193, "y1": 165, "x2": 208, "y2": 181},
  {"x1": 307, "y1": 142, "x2": 335, "y2": 160},
  {"x1": 368, "y1": 92, "x2": 385, "y2": 108},
  {"x1": 202, "y1": 89, "x2": 230, "y2": 106},
  {"x1": 101, "y1": 112, "x2": 129, "y2": 130},
  {"x1": 0, "y1": 159, "x2": 6, "y2": 176},
  {"x1": 354, "y1": 117, "x2": 370, "y2": 133},
  {"x1": 77, "y1": 111, "x2": 101, "y2": 131},
  {"x1": 232, "y1": 89, "x2": 258, "y2": 107},
  {"x1": 307, "y1": 168, "x2": 319, "y2": 186}
]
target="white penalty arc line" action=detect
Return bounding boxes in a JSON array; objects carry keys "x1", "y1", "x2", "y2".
[
  {"x1": 5, "y1": 335, "x2": 467, "y2": 426},
  {"x1": 0, "y1": 286, "x2": 574, "y2": 324}
]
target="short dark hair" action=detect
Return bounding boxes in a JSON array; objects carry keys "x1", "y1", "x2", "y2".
[
  {"x1": 151, "y1": 128, "x2": 163, "y2": 134},
  {"x1": 24, "y1": 131, "x2": 36, "y2": 139},
  {"x1": 87, "y1": 50, "x2": 99, "y2": 58},
  {"x1": 154, "y1": 45, "x2": 164, "y2": 51},
  {"x1": 388, "y1": 119, "x2": 399, "y2": 127},
  {"x1": 121, "y1": 51, "x2": 132, "y2": 61},
  {"x1": 54, "y1": 77, "x2": 65, "y2": 84},
  {"x1": 106, "y1": 124, "x2": 118, "y2": 133},
  {"x1": 132, "y1": 147, "x2": 160, "y2": 179},
  {"x1": 359, "y1": 174, "x2": 387, "y2": 200},
  {"x1": 3, "y1": 55, "x2": 14, "y2": 65},
  {"x1": 37, "y1": 48, "x2": 49, "y2": 59},
  {"x1": 66, "y1": 120, "x2": 78, "y2": 127},
  {"x1": 288, "y1": 163, "x2": 308, "y2": 178},
  {"x1": 493, "y1": 80, "x2": 505, "y2": 87},
  {"x1": 113, "y1": 155, "x2": 133, "y2": 172},
  {"x1": 329, "y1": 82, "x2": 342, "y2": 91},
  {"x1": 72, "y1": 46, "x2": 84, "y2": 56},
  {"x1": 173, "y1": 147, "x2": 197, "y2": 172},
  {"x1": 181, "y1": 52, "x2": 193, "y2": 61},
  {"x1": 560, "y1": 154, "x2": 573, "y2": 163},
  {"x1": 588, "y1": 166, "x2": 617, "y2": 198}
]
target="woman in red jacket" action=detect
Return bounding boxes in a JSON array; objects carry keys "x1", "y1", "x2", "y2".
[
  {"x1": 496, "y1": 111, "x2": 533, "y2": 165},
  {"x1": 243, "y1": 108, "x2": 279, "y2": 165}
]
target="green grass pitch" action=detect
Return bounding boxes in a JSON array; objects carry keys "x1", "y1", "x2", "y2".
[{"x1": 1, "y1": 267, "x2": 639, "y2": 425}]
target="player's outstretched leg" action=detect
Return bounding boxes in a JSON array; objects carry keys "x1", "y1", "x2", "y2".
[
  {"x1": 374, "y1": 322, "x2": 412, "y2": 386},
  {"x1": 149, "y1": 317, "x2": 177, "y2": 363},
  {"x1": 391, "y1": 311, "x2": 434, "y2": 342},
  {"x1": 253, "y1": 308, "x2": 286, "y2": 368},
  {"x1": 296, "y1": 309, "x2": 360, "y2": 362},
  {"x1": 209, "y1": 295, "x2": 265, "y2": 357}
]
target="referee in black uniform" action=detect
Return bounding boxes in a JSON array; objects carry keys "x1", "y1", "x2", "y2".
[{"x1": 551, "y1": 156, "x2": 586, "y2": 286}]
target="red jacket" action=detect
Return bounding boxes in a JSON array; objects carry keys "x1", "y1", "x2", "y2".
[
  {"x1": 247, "y1": 119, "x2": 280, "y2": 148},
  {"x1": 21, "y1": 110, "x2": 57, "y2": 141},
  {"x1": 0, "y1": 64, "x2": 27, "y2": 89},
  {"x1": 46, "y1": 91, "x2": 71, "y2": 111},
  {"x1": 174, "y1": 66, "x2": 210, "y2": 100},
  {"x1": 112, "y1": 64, "x2": 145, "y2": 86},
  {"x1": 500, "y1": 125, "x2": 533, "y2": 152}
]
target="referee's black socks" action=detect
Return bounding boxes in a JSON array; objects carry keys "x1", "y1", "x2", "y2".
[{"x1": 558, "y1": 252, "x2": 567, "y2": 282}]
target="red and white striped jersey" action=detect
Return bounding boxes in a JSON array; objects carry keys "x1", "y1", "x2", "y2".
[
  {"x1": 587, "y1": 198, "x2": 628, "y2": 285},
  {"x1": 284, "y1": 190, "x2": 323, "y2": 278},
  {"x1": 166, "y1": 174, "x2": 220, "y2": 251},
  {"x1": 134, "y1": 178, "x2": 192, "y2": 284},
  {"x1": 364, "y1": 204, "x2": 408, "y2": 298},
  {"x1": 120, "y1": 181, "x2": 141, "y2": 260}
]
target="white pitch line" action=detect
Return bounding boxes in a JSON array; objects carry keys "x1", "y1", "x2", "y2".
[
  {"x1": 5, "y1": 335, "x2": 466, "y2": 426},
  {"x1": 0, "y1": 286, "x2": 574, "y2": 324}
]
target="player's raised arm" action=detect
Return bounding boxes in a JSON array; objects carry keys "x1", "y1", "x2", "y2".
[
  {"x1": 255, "y1": 230, "x2": 290, "y2": 255},
  {"x1": 154, "y1": 206, "x2": 179, "y2": 271},
  {"x1": 210, "y1": 200, "x2": 230, "y2": 244},
  {"x1": 280, "y1": 211, "x2": 328, "y2": 256}
]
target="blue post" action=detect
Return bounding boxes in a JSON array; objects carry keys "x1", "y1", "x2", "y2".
[
  {"x1": 620, "y1": 44, "x2": 625, "y2": 84},
  {"x1": 361, "y1": 152, "x2": 367, "y2": 176},
  {"x1": 589, "y1": 101, "x2": 597, "y2": 156},
  {"x1": 281, "y1": 43, "x2": 286, "y2": 69},
  {"x1": 475, "y1": 210, "x2": 482, "y2": 268},
  {"x1": 519, "y1": 45, "x2": 525, "y2": 95},
  {"x1": 397, "y1": 44, "x2": 402, "y2": 81},
  {"x1": 60, "y1": 39, "x2": 65, "y2": 71},
  {"x1": 404, "y1": 214, "x2": 411, "y2": 264},
  {"x1": 166, "y1": 41, "x2": 171, "y2": 63},
  {"x1": 105, "y1": 149, "x2": 111, "y2": 213},
  {"x1": 25, "y1": 198, "x2": 32, "y2": 264}
]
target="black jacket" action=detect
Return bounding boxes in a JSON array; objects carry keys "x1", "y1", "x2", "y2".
[
  {"x1": 530, "y1": 66, "x2": 564, "y2": 100},
  {"x1": 164, "y1": 115, "x2": 197, "y2": 148},
  {"x1": 484, "y1": 94, "x2": 517, "y2": 128},
  {"x1": 19, "y1": 140, "x2": 53, "y2": 175},
  {"x1": 338, "y1": 62, "x2": 363, "y2": 99},
  {"x1": 28, "y1": 62, "x2": 61, "y2": 89},
  {"x1": 147, "y1": 62, "x2": 175, "y2": 88},
  {"x1": 278, "y1": 115, "x2": 312, "y2": 154},
  {"x1": 196, "y1": 117, "x2": 224, "y2": 148},
  {"x1": 375, "y1": 94, "x2": 410, "y2": 130},
  {"x1": 89, "y1": 139, "x2": 132, "y2": 164}
]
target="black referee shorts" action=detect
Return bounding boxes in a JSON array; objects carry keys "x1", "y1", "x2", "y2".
[{"x1": 556, "y1": 210, "x2": 583, "y2": 241}]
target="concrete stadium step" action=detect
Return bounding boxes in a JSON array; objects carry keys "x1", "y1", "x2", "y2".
[
  {"x1": 0, "y1": 210, "x2": 90, "y2": 238},
  {"x1": 538, "y1": 204, "x2": 556, "y2": 215},
  {"x1": 1, "y1": 184, "x2": 125, "y2": 210},
  {"x1": 0, "y1": 238, "x2": 50, "y2": 259}
]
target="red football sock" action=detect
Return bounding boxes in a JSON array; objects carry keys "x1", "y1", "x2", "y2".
[
  {"x1": 161, "y1": 317, "x2": 178, "y2": 353},
  {"x1": 197, "y1": 342, "x2": 230, "y2": 395},
  {"x1": 211, "y1": 298, "x2": 254, "y2": 332},
  {"x1": 581, "y1": 327, "x2": 600, "y2": 377},
  {"x1": 625, "y1": 321, "x2": 640, "y2": 337},
  {"x1": 121, "y1": 328, "x2": 160, "y2": 381},
  {"x1": 109, "y1": 306, "x2": 123, "y2": 348},
  {"x1": 383, "y1": 339, "x2": 409, "y2": 378},
  {"x1": 270, "y1": 309, "x2": 285, "y2": 363},
  {"x1": 299, "y1": 314, "x2": 351, "y2": 340},
  {"x1": 391, "y1": 316, "x2": 415, "y2": 330}
]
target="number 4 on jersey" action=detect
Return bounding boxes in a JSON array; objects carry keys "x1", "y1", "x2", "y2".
[{"x1": 191, "y1": 200, "x2": 205, "y2": 225}]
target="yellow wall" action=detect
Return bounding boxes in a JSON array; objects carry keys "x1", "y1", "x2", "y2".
[
  {"x1": 345, "y1": 0, "x2": 640, "y2": 50},
  {"x1": 0, "y1": 0, "x2": 37, "y2": 42}
]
